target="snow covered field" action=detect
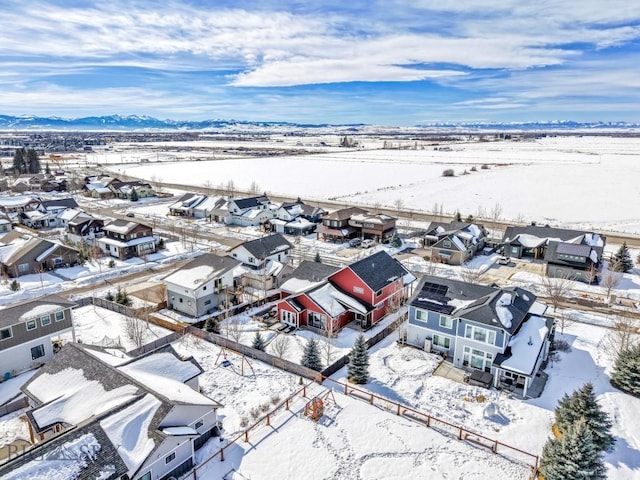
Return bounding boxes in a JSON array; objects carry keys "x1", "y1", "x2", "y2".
[{"x1": 115, "y1": 135, "x2": 640, "y2": 234}]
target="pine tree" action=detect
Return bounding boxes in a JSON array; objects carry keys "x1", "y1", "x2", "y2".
[
  {"x1": 26, "y1": 149, "x2": 41, "y2": 174},
  {"x1": 252, "y1": 331, "x2": 266, "y2": 351},
  {"x1": 347, "y1": 334, "x2": 369, "y2": 384},
  {"x1": 12, "y1": 148, "x2": 26, "y2": 174},
  {"x1": 301, "y1": 338, "x2": 322, "y2": 371},
  {"x1": 314, "y1": 251, "x2": 321, "y2": 262},
  {"x1": 453, "y1": 211, "x2": 462, "y2": 222},
  {"x1": 610, "y1": 242, "x2": 633, "y2": 272},
  {"x1": 540, "y1": 419, "x2": 607, "y2": 480},
  {"x1": 129, "y1": 188, "x2": 139, "y2": 202},
  {"x1": 464, "y1": 214, "x2": 474, "y2": 223},
  {"x1": 611, "y1": 344, "x2": 640, "y2": 396},
  {"x1": 555, "y1": 382, "x2": 615, "y2": 452},
  {"x1": 45, "y1": 162, "x2": 51, "y2": 174},
  {"x1": 204, "y1": 317, "x2": 220, "y2": 334}
]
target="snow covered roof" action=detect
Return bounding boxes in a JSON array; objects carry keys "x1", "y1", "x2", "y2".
[
  {"x1": 1, "y1": 294, "x2": 76, "y2": 329},
  {"x1": 280, "y1": 277, "x2": 326, "y2": 294},
  {"x1": 100, "y1": 394, "x2": 162, "y2": 476},
  {"x1": 98, "y1": 235, "x2": 155, "y2": 248},
  {"x1": 162, "y1": 426, "x2": 198, "y2": 436},
  {"x1": 163, "y1": 254, "x2": 240, "y2": 290},
  {"x1": 497, "y1": 316, "x2": 549, "y2": 376},
  {"x1": 307, "y1": 282, "x2": 369, "y2": 317},
  {"x1": 0, "y1": 194, "x2": 39, "y2": 206},
  {"x1": 120, "y1": 352, "x2": 203, "y2": 385},
  {"x1": 234, "y1": 233, "x2": 292, "y2": 260},
  {"x1": 102, "y1": 219, "x2": 140, "y2": 234}
]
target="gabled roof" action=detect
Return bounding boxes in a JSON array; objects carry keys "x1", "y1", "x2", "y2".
[
  {"x1": 410, "y1": 276, "x2": 539, "y2": 334},
  {"x1": 40, "y1": 197, "x2": 79, "y2": 209},
  {"x1": 345, "y1": 250, "x2": 410, "y2": 292},
  {"x1": 235, "y1": 233, "x2": 292, "y2": 260},
  {"x1": 503, "y1": 225, "x2": 605, "y2": 247},
  {"x1": 163, "y1": 253, "x2": 240, "y2": 290},
  {"x1": 103, "y1": 219, "x2": 146, "y2": 235},
  {"x1": 544, "y1": 241, "x2": 602, "y2": 266},
  {"x1": 323, "y1": 206, "x2": 368, "y2": 221},
  {"x1": 3, "y1": 236, "x2": 78, "y2": 266},
  {"x1": 231, "y1": 195, "x2": 269, "y2": 210},
  {"x1": 280, "y1": 261, "x2": 341, "y2": 294},
  {"x1": 0, "y1": 294, "x2": 76, "y2": 329}
]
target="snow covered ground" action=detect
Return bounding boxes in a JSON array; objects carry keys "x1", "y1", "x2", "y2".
[{"x1": 115, "y1": 135, "x2": 640, "y2": 234}]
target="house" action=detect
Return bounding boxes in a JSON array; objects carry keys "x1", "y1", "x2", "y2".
[
  {"x1": 17, "y1": 197, "x2": 79, "y2": 229},
  {"x1": 502, "y1": 225, "x2": 605, "y2": 260},
  {"x1": 0, "y1": 212, "x2": 12, "y2": 235},
  {"x1": 82, "y1": 175, "x2": 120, "y2": 199},
  {"x1": 0, "y1": 194, "x2": 41, "y2": 217},
  {"x1": 97, "y1": 219, "x2": 156, "y2": 260},
  {"x1": 65, "y1": 210, "x2": 105, "y2": 243},
  {"x1": 269, "y1": 199, "x2": 326, "y2": 236},
  {"x1": 0, "y1": 342, "x2": 222, "y2": 480},
  {"x1": 277, "y1": 251, "x2": 415, "y2": 333},
  {"x1": 316, "y1": 207, "x2": 367, "y2": 242},
  {"x1": 406, "y1": 275, "x2": 552, "y2": 398},
  {"x1": 164, "y1": 253, "x2": 241, "y2": 317},
  {"x1": 109, "y1": 180, "x2": 155, "y2": 199},
  {"x1": 230, "y1": 233, "x2": 292, "y2": 270},
  {"x1": 544, "y1": 241, "x2": 603, "y2": 283},
  {"x1": 225, "y1": 194, "x2": 275, "y2": 226},
  {"x1": 348, "y1": 212, "x2": 396, "y2": 242},
  {"x1": 169, "y1": 193, "x2": 207, "y2": 217},
  {"x1": 1, "y1": 236, "x2": 80, "y2": 277},
  {"x1": 0, "y1": 294, "x2": 76, "y2": 375},
  {"x1": 279, "y1": 260, "x2": 340, "y2": 297},
  {"x1": 423, "y1": 221, "x2": 488, "y2": 265}
]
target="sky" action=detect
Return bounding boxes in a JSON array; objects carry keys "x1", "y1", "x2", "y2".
[{"x1": 0, "y1": 0, "x2": 639, "y2": 125}]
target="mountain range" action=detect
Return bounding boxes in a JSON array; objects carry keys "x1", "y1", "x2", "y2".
[{"x1": 0, "y1": 114, "x2": 638, "y2": 132}]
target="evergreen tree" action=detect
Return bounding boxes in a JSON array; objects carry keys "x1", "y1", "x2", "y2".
[
  {"x1": 555, "y1": 382, "x2": 615, "y2": 452},
  {"x1": 390, "y1": 233, "x2": 402, "y2": 248},
  {"x1": 12, "y1": 148, "x2": 26, "y2": 174},
  {"x1": 464, "y1": 214, "x2": 474, "y2": 223},
  {"x1": 610, "y1": 242, "x2": 633, "y2": 272},
  {"x1": 129, "y1": 188, "x2": 139, "y2": 202},
  {"x1": 347, "y1": 334, "x2": 369, "y2": 384},
  {"x1": 252, "y1": 331, "x2": 266, "y2": 351},
  {"x1": 453, "y1": 211, "x2": 462, "y2": 222},
  {"x1": 540, "y1": 419, "x2": 607, "y2": 480},
  {"x1": 26, "y1": 149, "x2": 41, "y2": 174},
  {"x1": 204, "y1": 317, "x2": 220, "y2": 334},
  {"x1": 611, "y1": 344, "x2": 640, "y2": 396},
  {"x1": 105, "y1": 290, "x2": 115, "y2": 302},
  {"x1": 314, "y1": 251, "x2": 321, "y2": 263},
  {"x1": 301, "y1": 338, "x2": 322, "y2": 371}
]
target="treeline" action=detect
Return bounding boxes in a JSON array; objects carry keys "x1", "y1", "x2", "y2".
[{"x1": 12, "y1": 148, "x2": 41, "y2": 174}]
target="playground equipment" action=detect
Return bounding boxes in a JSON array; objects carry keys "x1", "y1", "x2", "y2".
[{"x1": 304, "y1": 397, "x2": 324, "y2": 421}]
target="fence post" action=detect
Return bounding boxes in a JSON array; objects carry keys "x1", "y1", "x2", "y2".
[
  {"x1": 426, "y1": 415, "x2": 431, "y2": 427},
  {"x1": 266, "y1": 414, "x2": 270, "y2": 427},
  {"x1": 458, "y1": 427, "x2": 463, "y2": 440},
  {"x1": 220, "y1": 447, "x2": 224, "y2": 462},
  {"x1": 396, "y1": 403, "x2": 401, "y2": 416},
  {"x1": 245, "y1": 430, "x2": 249, "y2": 443}
]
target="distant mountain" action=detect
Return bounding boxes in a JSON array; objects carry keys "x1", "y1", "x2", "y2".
[
  {"x1": 0, "y1": 114, "x2": 363, "y2": 131},
  {"x1": 0, "y1": 114, "x2": 638, "y2": 131}
]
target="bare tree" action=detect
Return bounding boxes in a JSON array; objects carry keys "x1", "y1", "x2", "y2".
[
  {"x1": 601, "y1": 271, "x2": 622, "y2": 300},
  {"x1": 270, "y1": 334, "x2": 290, "y2": 359},
  {"x1": 125, "y1": 316, "x2": 148, "y2": 348},
  {"x1": 393, "y1": 198, "x2": 405, "y2": 217},
  {"x1": 321, "y1": 338, "x2": 335, "y2": 367},
  {"x1": 460, "y1": 265, "x2": 482, "y2": 284},
  {"x1": 224, "y1": 317, "x2": 243, "y2": 344},
  {"x1": 540, "y1": 274, "x2": 573, "y2": 312},
  {"x1": 475, "y1": 205, "x2": 487, "y2": 220},
  {"x1": 489, "y1": 202, "x2": 503, "y2": 238},
  {"x1": 150, "y1": 174, "x2": 163, "y2": 193},
  {"x1": 225, "y1": 179, "x2": 236, "y2": 197},
  {"x1": 555, "y1": 310, "x2": 575, "y2": 335},
  {"x1": 602, "y1": 316, "x2": 640, "y2": 357},
  {"x1": 249, "y1": 181, "x2": 260, "y2": 194}
]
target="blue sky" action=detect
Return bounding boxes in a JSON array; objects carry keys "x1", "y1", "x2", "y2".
[{"x1": 0, "y1": 0, "x2": 639, "y2": 125}]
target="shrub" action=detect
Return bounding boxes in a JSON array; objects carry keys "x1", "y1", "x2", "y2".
[
  {"x1": 442, "y1": 168, "x2": 455, "y2": 177},
  {"x1": 481, "y1": 164, "x2": 490, "y2": 170},
  {"x1": 108, "y1": 259, "x2": 116, "y2": 268},
  {"x1": 470, "y1": 166, "x2": 478, "y2": 172},
  {"x1": 9, "y1": 280, "x2": 20, "y2": 291},
  {"x1": 270, "y1": 394, "x2": 281, "y2": 405}
]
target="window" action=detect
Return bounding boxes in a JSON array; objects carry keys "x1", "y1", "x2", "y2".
[
  {"x1": 352, "y1": 286, "x2": 364, "y2": 294},
  {"x1": 248, "y1": 256, "x2": 255, "y2": 263},
  {"x1": 179, "y1": 298, "x2": 183, "y2": 303},
  {"x1": 415, "y1": 310, "x2": 427, "y2": 321},
  {"x1": 139, "y1": 473, "x2": 151, "y2": 480},
  {"x1": 443, "y1": 240, "x2": 452, "y2": 248},
  {"x1": 308, "y1": 312, "x2": 325, "y2": 329},
  {"x1": 204, "y1": 299, "x2": 212, "y2": 306},
  {"x1": 511, "y1": 246, "x2": 519, "y2": 255},
  {"x1": 195, "y1": 420, "x2": 204, "y2": 430},
  {"x1": 18, "y1": 263, "x2": 29, "y2": 274},
  {"x1": 165, "y1": 452, "x2": 176, "y2": 464},
  {"x1": 463, "y1": 346, "x2": 493, "y2": 371},
  {"x1": 464, "y1": 325, "x2": 496, "y2": 345},
  {"x1": 41, "y1": 316, "x2": 51, "y2": 327},
  {"x1": 0, "y1": 328, "x2": 11, "y2": 340},
  {"x1": 31, "y1": 344, "x2": 45, "y2": 360},
  {"x1": 203, "y1": 285, "x2": 207, "y2": 291},
  {"x1": 432, "y1": 334, "x2": 451, "y2": 349},
  {"x1": 26, "y1": 320, "x2": 37, "y2": 331},
  {"x1": 55, "y1": 311, "x2": 64, "y2": 321},
  {"x1": 376, "y1": 302, "x2": 384, "y2": 310},
  {"x1": 375, "y1": 289, "x2": 383, "y2": 297},
  {"x1": 439, "y1": 316, "x2": 453, "y2": 328}
]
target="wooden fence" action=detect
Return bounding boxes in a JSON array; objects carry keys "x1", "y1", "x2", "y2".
[{"x1": 0, "y1": 397, "x2": 29, "y2": 418}]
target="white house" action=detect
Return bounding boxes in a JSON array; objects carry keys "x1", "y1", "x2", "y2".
[
  {"x1": 225, "y1": 195, "x2": 275, "y2": 226},
  {"x1": 0, "y1": 294, "x2": 77, "y2": 376},
  {"x1": 0, "y1": 343, "x2": 223, "y2": 480},
  {"x1": 229, "y1": 233, "x2": 292, "y2": 270},
  {"x1": 164, "y1": 253, "x2": 241, "y2": 317}
]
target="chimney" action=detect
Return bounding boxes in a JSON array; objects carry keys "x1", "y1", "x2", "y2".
[{"x1": 528, "y1": 336, "x2": 533, "y2": 346}]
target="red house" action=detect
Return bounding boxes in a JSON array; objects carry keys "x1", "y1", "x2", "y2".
[{"x1": 277, "y1": 251, "x2": 415, "y2": 333}]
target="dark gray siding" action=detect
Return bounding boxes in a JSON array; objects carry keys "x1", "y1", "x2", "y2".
[{"x1": 0, "y1": 308, "x2": 72, "y2": 351}]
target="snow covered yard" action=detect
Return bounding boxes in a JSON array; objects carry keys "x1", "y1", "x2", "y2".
[
  {"x1": 328, "y1": 316, "x2": 640, "y2": 480},
  {"x1": 64, "y1": 305, "x2": 173, "y2": 351},
  {"x1": 195, "y1": 384, "x2": 533, "y2": 480}
]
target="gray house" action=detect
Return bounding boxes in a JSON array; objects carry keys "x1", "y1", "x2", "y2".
[
  {"x1": 406, "y1": 275, "x2": 552, "y2": 398},
  {"x1": 1, "y1": 236, "x2": 80, "y2": 277},
  {"x1": 0, "y1": 294, "x2": 76, "y2": 375},
  {"x1": 423, "y1": 221, "x2": 487, "y2": 265},
  {"x1": 0, "y1": 343, "x2": 222, "y2": 480},
  {"x1": 164, "y1": 253, "x2": 241, "y2": 317},
  {"x1": 502, "y1": 225, "x2": 605, "y2": 260}
]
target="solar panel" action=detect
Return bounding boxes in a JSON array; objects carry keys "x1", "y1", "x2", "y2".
[{"x1": 422, "y1": 281, "x2": 449, "y2": 297}]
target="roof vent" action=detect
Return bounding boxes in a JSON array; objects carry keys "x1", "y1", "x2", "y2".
[{"x1": 528, "y1": 336, "x2": 533, "y2": 346}]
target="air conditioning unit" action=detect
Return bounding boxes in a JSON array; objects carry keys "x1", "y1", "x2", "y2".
[{"x1": 423, "y1": 338, "x2": 432, "y2": 353}]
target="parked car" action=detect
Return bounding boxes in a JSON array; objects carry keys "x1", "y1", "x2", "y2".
[
  {"x1": 361, "y1": 239, "x2": 376, "y2": 248},
  {"x1": 349, "y1": 238, "x2": 362, "y2": 247},
  {"x1": 125, "y1": 212, "x2": 135, "y2": 218},
  {"x1": 497, "y1": 256, "x2": 510, "y2": 265}
]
